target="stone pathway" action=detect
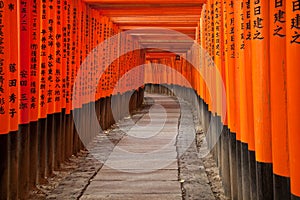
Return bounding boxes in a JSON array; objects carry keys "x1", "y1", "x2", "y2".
[
  {"x1": 44, "y1": 93, "x2": 216, "y2": 200},
  {"x1": 80, "y1": 94, "x2": 182, "y2": 199}
]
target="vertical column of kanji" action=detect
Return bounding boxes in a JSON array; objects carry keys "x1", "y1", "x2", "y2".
[
  {"x1": 214, "y1": 0, "x2": 222, "y2": 118},
  {"x1": 102, "y1": 16, "x2": 108, "y2": 98},
  {"x1": 98, "y1": 15, "x2": 104, "y2": 98},
  {"x1": 29, "y1": 0, "x2": 40, "y2": 124},
  {"x1": 243, "y1": 1, "x2": 256, "y2": 199},
  {"x1": 0, "y1": 1, "x2": 11, "y2": 198},
  {"x1": 108, "y1": 20, "x2": 114, "y2": 97},
  {"x1": 0, "y1": 0, "x2": 9, "y2": 133},
  {"x1": 226, "y1": 1, "x2": 238, "y2": 199},
  {"x1": 270, "y1": 1, "x2": 291, "y2": 199},
  {"x1": 106, "y1": 17, "x2": 112, "y2": 97},
  {"x1": 206, "y1": 1, "x2": 212, "y2": 113},
  {"x1": 19, "y1": 0, "x2": 31, "y2": 196},
  {"x1": 61, "y1": 0, "x2": 67, "y2": 113},
  {"x1": 287, "y1": 0, "x2": 300, "y2": 199},
  {"x1": 250, "y1": 0, "x2": 273, "y2": 199},
  {"x1": 39, "y1": 0, "x2": 48, "y2": 119},
  {"x1": 19, "y1": 0, "x2": 30, "y2": 125},
  {"x1": 227, "y1": 0, "x2": 237, "y2": 135},
  {"x1": 8, "y1": 0, "x2": 19, "y2": 133},
  {"x1": 54, "y1": 0, "x2": 62, "y2": 115},
  {"x1": 70, "y1": 0, "x2": 77, "y2": 111},
  {"x1": 47, "y1": 0, "x2": 55, "y2": 116}
]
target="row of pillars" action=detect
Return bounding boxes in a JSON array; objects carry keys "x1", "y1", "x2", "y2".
[
  {"x1": 146, "y1": 84, "x2": 298, "y2": 200},
  {"x1": 0, "y1": 88, "x2": 144, "y2": 200}
]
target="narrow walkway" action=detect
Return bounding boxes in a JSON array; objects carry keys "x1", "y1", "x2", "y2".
[
  {"x1": 45, "y1": 94, "x2": 216, "y2": 200},
  {"x1": 81, "y1": 94, "x2": 182, "y2": 199}
]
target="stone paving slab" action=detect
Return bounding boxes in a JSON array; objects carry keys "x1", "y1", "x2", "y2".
[
  {"x1": 93, "y1": 169, "x2": 179, "y2": 181},
  {"x1": 101, "y1": 160, "x2": 179, "y2": 171},
  {"x1": 81, "y1": 180, "x2": 182, "y2": 195},
  {"x1": 80, "y1": 194, "x2": 182, "y2": 200}
]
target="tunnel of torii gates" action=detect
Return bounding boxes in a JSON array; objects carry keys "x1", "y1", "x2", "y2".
[{"x1": 0, "y1": 0, "x2": 299, "y2": 199}]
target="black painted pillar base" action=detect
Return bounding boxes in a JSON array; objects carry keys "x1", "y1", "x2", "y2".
[
  {"x1": 241, "y1": 142, "x2": 250, "y2": 200},
  {"x1": 248, "y1": 150, "x2": 257, "y2": 200},
  {"x1": 18, "y1": 124, "x2": 30, "y2": 199},
  {"x1": 292, "y1": 194, "x2": 300, "y2": 200},
  {"x1": 273, "y1": 174, "x2": 291, "y2": 200},
  {"x1": 0, "y1": 134, "x2": 8, "y2": 199},
  {"x1": 236, "y1": 140, "x2": 243, "y2": 200},
  {"x1": 46, "y1": 115, "x2": 54, "y2": 177},
  {"x1": 29, "y1": 122, "x2": 38, "y2": 188},
  {"x1": 221, "y1": 126, "x2": 231, "y2": 199},
  {"x1": 229, "y1": 131, "x2": 238, "y2": 200},
  {"x1": 37, "y1": 118, "x2": 46, "y2": 184},
  {"x1": 256, "y1": 162, "x2": 274, "y2": 200}
]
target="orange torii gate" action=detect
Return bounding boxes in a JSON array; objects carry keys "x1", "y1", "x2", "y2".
[{"x1": 0, "y1": 0, "x2": 300, "y2": 199}]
